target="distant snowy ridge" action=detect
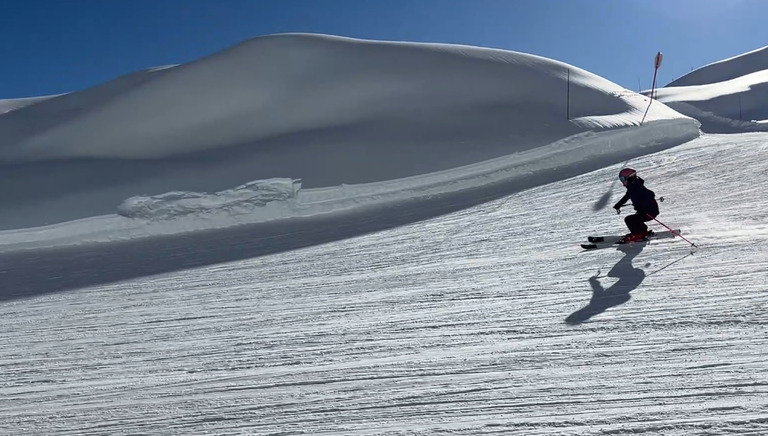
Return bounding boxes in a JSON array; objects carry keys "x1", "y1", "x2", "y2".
[
  {"x1": 666, "y1": 45, "x2": 768, "y2": 87},
  {"x1": 652, "y1": 45, "x2": 768, "y2": 132}
]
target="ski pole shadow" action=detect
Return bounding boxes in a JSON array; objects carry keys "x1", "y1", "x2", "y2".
[
  {"x1": 591, "y1": 160, "x2": 628, "y2": 212},
  {"x1": 566, "y1": 243, "x2": 646, "y2": 325}
]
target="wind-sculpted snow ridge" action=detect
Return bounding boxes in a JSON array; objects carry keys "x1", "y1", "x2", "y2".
[
  {"x1": 0, "y1": 33, "x2": 688, "y2": 163},
  {"x1": 655, "y1": 46, "x2": 768, "y2": 132},
  {"x1": 117, "y1": 178, "x2": 301, "y2": 220}
]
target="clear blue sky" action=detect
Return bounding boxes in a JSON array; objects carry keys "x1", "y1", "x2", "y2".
[{"x1": 2, "y1": 0, "x2": 767, "y2": 98}]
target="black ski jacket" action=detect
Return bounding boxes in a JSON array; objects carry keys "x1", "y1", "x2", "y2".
[{"x1": 614, "y1": 176, "x2": 659, "y2": 217}]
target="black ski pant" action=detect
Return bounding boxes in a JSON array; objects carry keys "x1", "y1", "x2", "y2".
[{"x1": 625, "y1": 212, "x2": 655, "y2": 234}]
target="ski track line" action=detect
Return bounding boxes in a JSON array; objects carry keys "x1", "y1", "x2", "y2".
[{"x1": 1, "y1": 134, "x2": 768, "y2": 435}]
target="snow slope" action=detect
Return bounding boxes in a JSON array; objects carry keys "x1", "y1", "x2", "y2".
[
  {"x1": 653, "y1": 45, "x2": 768, "y2": 132},
  {"x1": 0, "y1": 33, "x2": 697, "y2": 234},
  {"x1": 0, "y1": 34, "x2": 686, "y2": 162},
  {"x1": 1, "y1": 33, "x2": 767, "y2": 435},
  {"x1": 667, "y1": 45, "x2": 768, "y2": 87},
  {"x1": 1, "y1": 132, "x2": 767, "y2": 434},
  {"x1": 0, "y1": 120, "x2": 698, "y2": 252}
]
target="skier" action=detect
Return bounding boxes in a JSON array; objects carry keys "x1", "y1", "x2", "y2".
[{"x1": 613, "y1": 168, "x2": 659, "y2": 243}]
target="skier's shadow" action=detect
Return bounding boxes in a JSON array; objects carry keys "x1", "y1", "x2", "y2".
[{"x1": 566, "y1": 243, "x2": 646, "y2": 325}]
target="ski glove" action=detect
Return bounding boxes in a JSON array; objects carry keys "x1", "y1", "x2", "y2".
[{"x1": 613, "y1": 205, "x2": 622, "y2": 214}]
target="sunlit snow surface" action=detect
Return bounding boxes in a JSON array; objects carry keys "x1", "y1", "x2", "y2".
[
  {"x1": 2, "y1": 133, "x2": 767, "y2": 435},
  {"x1": 656, "y1": 45, "x2": 768, "y2": 133}
]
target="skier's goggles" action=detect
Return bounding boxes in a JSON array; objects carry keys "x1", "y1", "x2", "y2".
[{"x1": 619, "y1": 176, "x2": 628, "y2": 182}]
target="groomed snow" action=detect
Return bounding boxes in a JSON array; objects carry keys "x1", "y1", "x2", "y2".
[{"x1": 2, "y1": 132, "x2": 767, "y2": 435}]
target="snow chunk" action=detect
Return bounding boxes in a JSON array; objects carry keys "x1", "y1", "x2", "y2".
[{"x1": 117, "y1": 178, "x2": 301, "y2": 220}]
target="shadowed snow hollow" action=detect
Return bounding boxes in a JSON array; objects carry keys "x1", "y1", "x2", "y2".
[{"x1": 0, "y1": 33, "x2": 698, "y2": 236}]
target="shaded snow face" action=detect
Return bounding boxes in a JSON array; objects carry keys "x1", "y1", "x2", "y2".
[{"x1": 0, "y1": 119, "x2": 699, "y2": 249}]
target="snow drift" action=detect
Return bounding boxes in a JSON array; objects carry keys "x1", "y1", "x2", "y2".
[
  {"x1": 0, "y1": 33, "x2": 699, "y2": 246},
  {"x1": 116, "y1": 178, "x2": 302, "y2": 220},
  {"x1": 653, "y1": 45, "x2": 768, "y2": 132},
  {"x1": 0, "y1": 34, "x2": 689, "y2": 162}
]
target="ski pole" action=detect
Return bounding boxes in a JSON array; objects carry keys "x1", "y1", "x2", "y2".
[{"x1": 646, "y1": 214, "x2": 697, "y2": 248}]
